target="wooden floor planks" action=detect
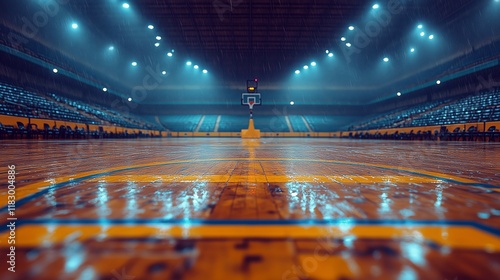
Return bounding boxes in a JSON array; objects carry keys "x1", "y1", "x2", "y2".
[{"x1": 0, "y1": 138, "x2": 499, "y2": 279}]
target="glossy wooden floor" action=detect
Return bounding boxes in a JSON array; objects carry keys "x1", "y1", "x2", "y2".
[{"x1": 0, "y1": 138, "x2": 499, "y2": 280}]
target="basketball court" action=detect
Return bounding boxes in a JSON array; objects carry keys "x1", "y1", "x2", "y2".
[{"x1": 1, "y1": 138, "x2": 499, "y2": 279}]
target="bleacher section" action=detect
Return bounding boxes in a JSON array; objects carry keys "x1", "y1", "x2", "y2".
[
  {"x1": 0, "y1": 83, "x2": 96, "y2": 124},
  {"x1": 0, "y1": 82, "x2": 159, "y2": 130},
  {"x1": 408, "y1": 90, "x2": 500, "y2": 126},
  {"x1": 218, "y1": 115, "x2": 249, "y2": 132},
  {"x1": 253, "y1": 115, "x2": 288, "y2": 132},
  {"x1": 53, "y1": 94, "x2": 156, "y2": 129},
  {"x1": 160, "y1": 115, "x2": 202, "y2": 132},
  {"x1": 288, "y1": 115, "x2": 309, "y2": 132},
  {"x1": 305, "y1": 116, "x2": 360, "y2": 132},
  {"x1": 0, "y1": 82, "x2": 161, "y2": 139},
  {"x1": 198, "y1": 115, "x2": 218, "y2": 132},
  {"x1": 352, "y1": 100, "x2": 445, "y2": 130}
]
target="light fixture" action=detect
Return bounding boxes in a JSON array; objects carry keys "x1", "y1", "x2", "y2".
[
  {"x1": 349, "y1": 26, "x2": 354, "y2": 30},
  {"x1": 102, "y1": 87, "x2": 108, "y2": 92},
  {"x1": 436, "y1": 80, "x2": 441, "y2": 85},
  {"x1": 290, "y1": 101, "x2": 295, "y2": 105},
  {"x1": 303, "y1": 65, "x2": 309, "y2": 70},
  {"x1": 410, "y1": 48, "x2": 415, "y2": 52},
  {"x1": 372, "y1": 4, "x2": 380, "y2": 9},
  {"x1": 325, "y1": 50, "x2": 329, "y2": 54},
  {"x1": 131, "y1": 61, "x2": 137, "y2": 66},
  {"x1": 167, "y1": 52, "x2": 173, "y2": 57},
  {"x1": 156, "y1": 36, "x2": 161, "y2": 40},
  {"x1": 154, "y1": 42, "x2": 160, "y2": 47},
  {"x1": 194, "y1": 65, "x2": 199, "y2": 69},
  {"x1": 186, "y1": 61, "x2": 192, "y2": 66},
  {"x1": 311, "y1": 62, "x2": 317, "y2": 66},
  {"x1": 328, "y1": 53, "x2": 334, "y2": 57},
  {"x1": 295, "y1": 70, "x2": 300, "y2": 74},
  {"x1": 383, "y1": 57, "x2": 389, "y2": 62},
  {"x1": 420, "y1": 32, "x2": 425, "y2": 37},
  {"x1": 122, "y1": 3, "x2": 130, "y2": 9},
  {"x1": 71, "y1": 23, "x2": 78, "y2": 29},
  {"x1": 397, "y1": 92, "x2": 401, "y2": 96},
  {"x1": 341, "y1": 37, "x2": 346, "y2": 41},
  {"x1": 202, "y1": 69, "x2": 208, "y2": 74},
  {"x1": 148, "y1": 25, "x2": 154, "y2": 30},
  {"x1": 429, "y1": 34, "x2": 434, "y2": 40},
  {"x1": 108, "y1": 46, "x2": 115, "y2": 51},
  {"x1": 417, "y1": 24, "x2": 423, "y2": 29},
  {"x1": 52, "y1": 68, "x2": 58, "y2": 73},
  {"x1": 346, "y1": 43, "x2": 352, "y2": 47},
  {"x1": 162, "y1": 71, "x2": 167, "y2": 75},
  {"x1": 128, "y1": 97, "x2": 132, "y2": 102}
]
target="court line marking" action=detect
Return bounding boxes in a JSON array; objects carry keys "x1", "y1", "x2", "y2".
[
  {"x1": 0, "y1": 158, "x2": 500, "y2": 208},
  {"x1": 1, "y1": 158, "x2": 498, "y2": 212},
  {"x1": 84, "y1": 175, "x2": 444, "y2": 184},
  {"x1": 0, "y1": 222, "x2": 498, "y2": 251},
  {"x1": 0, "y1": 157, "x2": 498, "y2": 238}
]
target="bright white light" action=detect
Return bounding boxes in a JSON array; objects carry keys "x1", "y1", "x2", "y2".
[
  {"x1": 372, "y1": 4, "x2": 380, "y2": 9},
  {"x1": 420, "y1": 31, "x2": 425, "y2": 36},
  {"x1": 341, "y1": 37, "x2": 346, "y2": 41},
  {"x1": 410, "y1": 48, "x2": 415, "y2": 52},
  {"x1": 328, "y1": 53, "x2": 334, "y2": 57},
  {"x1": 186, "y1": 61, "x2": 192, "y2": 66},
  {"x1": 122, "y1": 3, "x2": 130, "y2": 9},
  {"x1": 436, "y1": 80, "x2": 441, "y2": 85},
  {"x1": 311, "y1": 61, "x2": 317, "y2": 66},
  {"x1": 383, "y1": 57, "x2": 389, "y2": 62},
  {"x1": 154, "y1": 42, "x2": 160, "y2": 47},
  {"x1": 346, "y1": 43, "x2": 352, "y2": 47},
  {"x1": 108, "y1": 46, "x2": 114, "y2": 51},
  {"x1": 156, "y1": 36, "x2": 161, "y2": 40},
  {"x1": 167, "y1": 52, "x2": 173, "y2": 57},
  {"x1": 202, "y1": 69, "x2": 208, "y2": 74},
  {"x1": 127, "y1": 97, "x2": 132, "y2": 102},
  {"x1": 295, "y1": 70, "x2": 300, "y2": 74},
  {"x1": 131, "y1": 61, "x2": 137, "y2": 66},
  {"x1": 348, "y1": 26, "x2": 354, "y2": 30},
  {"x1": 171, "y1": 49, "x2": 175, "y2": 53},
  {"x1": 325, "y1": 50, "x2": 329, "y2": 54},
  {"x1": 52, "y1": 68, "x2": 58, "y2": 73},
  {"x1": 194, "y1": 65, "x2": 199, "y2": 69},
  {"x1": 429, "y1": 34, "x2": 434, "y2": 40},
  {"x1": 71, "y1": 23, "x2": 78, "y2": 29},
  {"x1": 417, "y1": 24, "x2": 423, "y2": 29},
  {"x1": 148, "y1": 25, "x2": 154, "y2": 30},
  {"x1": 397, "y1": 92, "x2": 401, "y2": 96},
  {"x1": 102, "y1": 87, "x2": 108, "y2": 92},
  {"x1": 290, "y1": 101, "x2": 295, "y2": 105},
  {"x1": 162, "y1": 71, "x2": 167, "y2": 75},
  {"x1": 303, "y1": 65, "x2": 309, "y2": 70}
]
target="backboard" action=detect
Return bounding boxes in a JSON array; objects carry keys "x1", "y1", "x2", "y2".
[{"x1": 241, "y1": 93, "x2": 261, "y2": 109}]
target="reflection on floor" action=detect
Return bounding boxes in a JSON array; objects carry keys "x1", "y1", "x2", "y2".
[{"x1": 0, "y1": 138, "x2": 499, "y2": 279}]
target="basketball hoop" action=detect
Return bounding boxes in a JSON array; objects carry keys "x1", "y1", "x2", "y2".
[{"x1": 248, "y1": 101, "x2": 255, "y2": 110}]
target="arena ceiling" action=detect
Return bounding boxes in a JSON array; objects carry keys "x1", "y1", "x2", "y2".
[{"x1": 1, "y1": 0, "x2": 499, "y2": 106}]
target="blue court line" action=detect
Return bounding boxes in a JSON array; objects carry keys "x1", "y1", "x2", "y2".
[
  {"x1": 1, "y1": 218, "x2": 499, "y2": 237},
  {"x1": 0, "y1": 158, "x2": 498, "y2": 235},
  {"x1": 1, "y1": 159, "x2": 498, "y2": 215}
]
